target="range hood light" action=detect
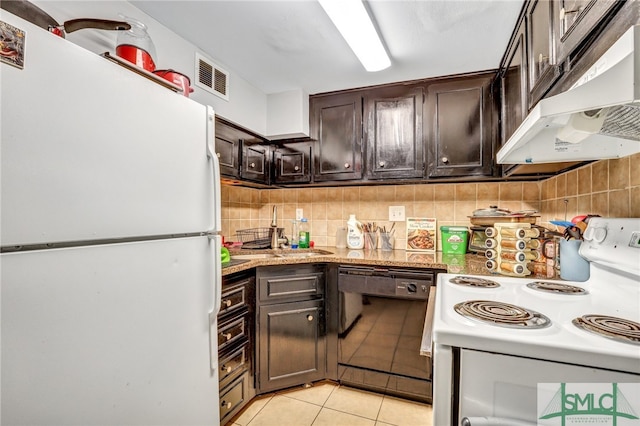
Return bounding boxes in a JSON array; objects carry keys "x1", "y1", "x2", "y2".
[
  {"x1": 556, "y1": 109, "x2": 607, "y2": 144},
  {"x1": 319, "y1": 0, "x2": 391, "y2": 72}
]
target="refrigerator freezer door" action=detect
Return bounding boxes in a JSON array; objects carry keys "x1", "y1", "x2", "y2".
[
  {"x1": 1, "y1": 236, "x2": 220, "y2": 425},
  {"x1": 0, "y1": 13, "x2": 217, "y2": 247}
]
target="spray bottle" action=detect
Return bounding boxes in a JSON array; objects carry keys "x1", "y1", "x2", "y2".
[{"x1": 346, "y1": 214, "x2": 364, "y2": 249}]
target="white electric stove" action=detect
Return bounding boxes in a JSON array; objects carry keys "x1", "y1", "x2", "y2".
[{"x1": 432, "y1": 218, "x2": 640, "y2": 426}]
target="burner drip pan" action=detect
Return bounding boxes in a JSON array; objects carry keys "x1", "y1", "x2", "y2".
[
  {"x1": 526, "y1": 281, "x2": 587, "y2": 295},
  {"x1": 449, "y1": 276, "x2": 500, "y2": 288},
  {"x1": 454, "y1": 300, "x2": 550, "y2": 329},
  {"x1": 573, "y1": 315, "x2": 640, "y2": 345}
]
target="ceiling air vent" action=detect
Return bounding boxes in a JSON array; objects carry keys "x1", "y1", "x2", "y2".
[{"x1": 195, "y1": 52, "x2": 229, "y2": 101}]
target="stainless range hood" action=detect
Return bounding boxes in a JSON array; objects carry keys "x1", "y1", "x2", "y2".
[{"x1": 497, "y1": 25, "x2": 640, "y2": 165}]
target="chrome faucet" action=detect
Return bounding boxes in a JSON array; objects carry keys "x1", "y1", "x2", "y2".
[{"x1": 270, "y1": 206, "x2": 287, "y2": 249}]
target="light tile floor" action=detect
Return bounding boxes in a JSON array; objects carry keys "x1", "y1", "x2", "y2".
[{"x1": 230, "y1": 381, "x2": 433, "y2": 426}]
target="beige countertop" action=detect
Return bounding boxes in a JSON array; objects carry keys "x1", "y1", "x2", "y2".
[{"x1": 222, "y1": 246, "x2": 490, "y2": 276}]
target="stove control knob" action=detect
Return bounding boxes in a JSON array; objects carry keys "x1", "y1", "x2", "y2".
[
  {"x1": 594, "y1": 227, "x2": 607, "y2": 243},
  {"x1": 583, "y1": 227, "x2": 594, "y2": 241}
]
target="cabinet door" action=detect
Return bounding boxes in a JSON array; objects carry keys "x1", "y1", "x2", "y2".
[
  {"x1": 241, "y1": 142, "x2": 270, "y2": 184},
  {"x1": 501, "y1": 23, "x2": 528, "y2": 145},
  {"x1": 555, "y1": 0, "x2": 621, "y2": 64},
  {"x1": 310, "y1": 92, "x2": 363, "y2": 181},
  {"x1": 215, "y1": 121, "x2": 241, "y2": 178},
  {"x1": 364, "y1": 86, "x2": 424, "y2": 179},
  {"x1": 426, "y1": 74, "x2": 495, "y2": 178},
  {"x1": 527, "y1": 0, "x2": 561, "y2": 106},
  {"x1": 257, "y1": 299, "x2": 326, "y2": 393},
  {"x1": 273, "y1": 141, "x2": 312, "y2": 184}
]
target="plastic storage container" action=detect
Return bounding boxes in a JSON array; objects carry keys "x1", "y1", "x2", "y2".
[
  {"x1": 298, "y1": 218, "x2": 310, "y2": 248},
  {"x1": 347, "y1": 214, "x2": 364, "y2": 249},
  {"x1": 440, "y1": 226, "x2": 469, "y2": 254}
]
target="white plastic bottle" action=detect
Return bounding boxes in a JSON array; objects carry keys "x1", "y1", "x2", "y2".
[{"x1": 346, "y1": 214, "x2": 364, "y2": 249}]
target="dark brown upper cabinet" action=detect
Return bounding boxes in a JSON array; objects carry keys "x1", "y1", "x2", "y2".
[
  {"x1": 241, "y1": 142, "x2": 270, "y2": 184},
  {"x1": 501, "y1": 18, "x2": 529, "y2": 146},
  {"x1": 215, "y1": 119, "x2": 242, "y2": 178},
  {"x1": 554, "y1": 0, "x2": 621, "y2": 65},
  {"x1": 527, "y1": 0, "x2": 561, "y2": 106},
  {"x1": 310, "y1": 92, "x2": 363, "y2": 182},
  {"x1": 363, "y1": 85, "x2": 424, "y2": 179},
  {"x1": 426, "y1": 73, "x2": 496, "y2": 178},
  {"x1": 272, "y1": 140, "x2": 312, "y2": 184}
]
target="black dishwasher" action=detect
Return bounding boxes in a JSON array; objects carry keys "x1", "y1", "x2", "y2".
[{"x1": 337, "y1": 265, "x2": 437, "y2": 403}]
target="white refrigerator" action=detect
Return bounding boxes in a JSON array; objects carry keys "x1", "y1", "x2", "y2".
[{"x1": 1, "y1": 11, "x2": 222, "y2": 426}]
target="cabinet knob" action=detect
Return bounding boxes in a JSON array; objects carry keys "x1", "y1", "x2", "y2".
[
  {"x1": 379, "y1": 161, "x2": 385, "y2": 168},
  {"x1": 249, "y1": 162, "x2": 256, "y2": 168},
  {"x1": 307, "y1": 315, "x2": 314, "y2": 322},
  {"x1": 223, "y1": 299, "x2": 232, "y2": 308},
  {"x1": 344, "y1": 163, "x2": 351, "y2": 169},
  {"x1": 216, "y1": 152, "x2": 221, "y2": 158},
  {"x1": 221, "y1": 365, "x2": 232, "y2": 373},
  {"x1": 294, "y1": 165, "x2": 300, "y2": 171},
  {"x1": 222, "y1": 332, "x2": 232, "y2": 341},
  {"x1": 221, "y1": 400, "x2": 232, "y2": 409},
  {"x1": 442, "y1": 157, "x2": 449, "y2": 164}
]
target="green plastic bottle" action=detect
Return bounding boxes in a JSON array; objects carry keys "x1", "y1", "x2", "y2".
[{"x1": 298, "y1": 218, "x2": 310, "y2": 248}]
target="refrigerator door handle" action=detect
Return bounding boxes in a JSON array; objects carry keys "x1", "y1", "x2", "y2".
[
  {"x1": 206, "y1": 106, "x2": 222, "y2": 234},
  {"x1": 208, "y1": 233, "x2": 222, "y2": 374}
]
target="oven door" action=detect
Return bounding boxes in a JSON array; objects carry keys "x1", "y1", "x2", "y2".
[{"x1": 457, "y1": 349, "x2": 640, "y2": 426}]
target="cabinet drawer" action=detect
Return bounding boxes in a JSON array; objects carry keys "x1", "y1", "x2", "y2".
[
  {"x1": 258, "y1": 273, "x2": 324, "y2": 302},
  {"x1": 219, "y1": 280, "x2": 249, "y2": 318},
  {"x1": 218, "y1": 310, "x2": 249, "y2": 352},
  {"x1": 219, "y1": 344, "x2": 248, "y2": 389},
  {"x1": 220, "y1": 372, "x2": 251, "y2": 424}
]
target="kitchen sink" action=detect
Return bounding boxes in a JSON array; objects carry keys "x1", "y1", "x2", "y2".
[
  {"x1": 231, "y1": 253, "x2": 278, "y2": 259},
  {"x1": 231, "y1": 250, "x2": 333, "y2": 260}
]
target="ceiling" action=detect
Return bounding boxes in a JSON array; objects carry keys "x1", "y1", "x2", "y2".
[{"x1": 131, "y1": 0, "x2": 525, "y2": 96}]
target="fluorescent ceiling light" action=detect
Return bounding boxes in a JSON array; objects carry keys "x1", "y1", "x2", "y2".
[{"x1": 319, "y1": 0, "x2": 391, "y2": 72}]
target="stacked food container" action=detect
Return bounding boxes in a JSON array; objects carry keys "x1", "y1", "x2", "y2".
[{"x1": 484, "y1": 223, "x2": 541, "y2": 276}]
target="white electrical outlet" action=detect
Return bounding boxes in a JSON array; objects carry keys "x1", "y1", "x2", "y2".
[
  {"x1": 296, "y1": 208, "x2": 303, "y2": 221},
  {"x1": 389, "y1": 206, "x2": 405, "y2": 222}
]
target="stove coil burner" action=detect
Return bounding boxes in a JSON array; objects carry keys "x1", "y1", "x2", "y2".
[
  {"x1": 526, "y1": 281, "x2": 588, "y2": 295},
  {"x1": 454, "y1": 300, "x2": 551, "y2": 329},
  {"x1": 449, "y1": 276, "x2": 500, "y2": 288},
  {"x1": 573, "y1": 315, "x2": 640, "y2": 345}
]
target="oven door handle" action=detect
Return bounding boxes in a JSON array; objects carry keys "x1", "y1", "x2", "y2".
[
  {"x1": 461, "y1": 416, "x2": 536, "y2": 426},
  {"x1": 420, "y1": 286, "x2": 437, "y2": 357}
]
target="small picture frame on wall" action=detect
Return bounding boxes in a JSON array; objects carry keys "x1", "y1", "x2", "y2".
[
  {"x1": 0, "y1": 20, "x2": 26, "y2": 69},
  {"x1": 406, "y1": 217, "x2": 437, "y2": 252}
]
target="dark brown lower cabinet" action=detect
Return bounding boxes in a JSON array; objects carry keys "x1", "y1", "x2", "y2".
[
  {"x1": 255, "y1": 265, "x2": 326, "y2": 394},
  {"x1": 219, "y1": 271, "x2": 255, "y2": 425}
]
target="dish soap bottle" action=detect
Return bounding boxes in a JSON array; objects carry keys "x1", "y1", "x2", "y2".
[
  {"x1": 347, "y1": 214, "x2": 364, "y2": 249},
  {"x1": 298, "y1": 218, "x2": 310, "y2": 248}
]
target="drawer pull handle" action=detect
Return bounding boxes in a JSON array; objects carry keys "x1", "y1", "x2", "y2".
[
  {"x1": 442, "y1": 157, "x2": 449, "y2": 164},
  {"x1": 216, "y1": 152, "x2": 221, "y2": 158},
  {"x1": 223, "y1": 299, "x2": 232, "y2": 307},
  {"x1": 222, "y1": 332, "x2": 232, "y2": 340},
  {"x1": 379, "y1": 161, "x2": 385, "y2": 167},
  {"x1": 294, "y1": 165, "x2": 300, "y2": 171},
  {"x1": 344, "y1": 162, "x2": 351, "y2": 169},
  {"x1": 307, "y1": 315, "x2": 314, "y2": 322},
  {"x1": 221, "y1": 400, "x2": 232, "y2": 409},
  {"x1": 249, "y1": 162, "x2": 256, "y2": 168},
  {"x1": 221, "y1": 364, "x2": 232, "y2": 373}
]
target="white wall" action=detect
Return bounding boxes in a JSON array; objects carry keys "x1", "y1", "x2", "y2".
[{"x1": 33, "y1": 0, "x2": 268, "y2": 134}]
